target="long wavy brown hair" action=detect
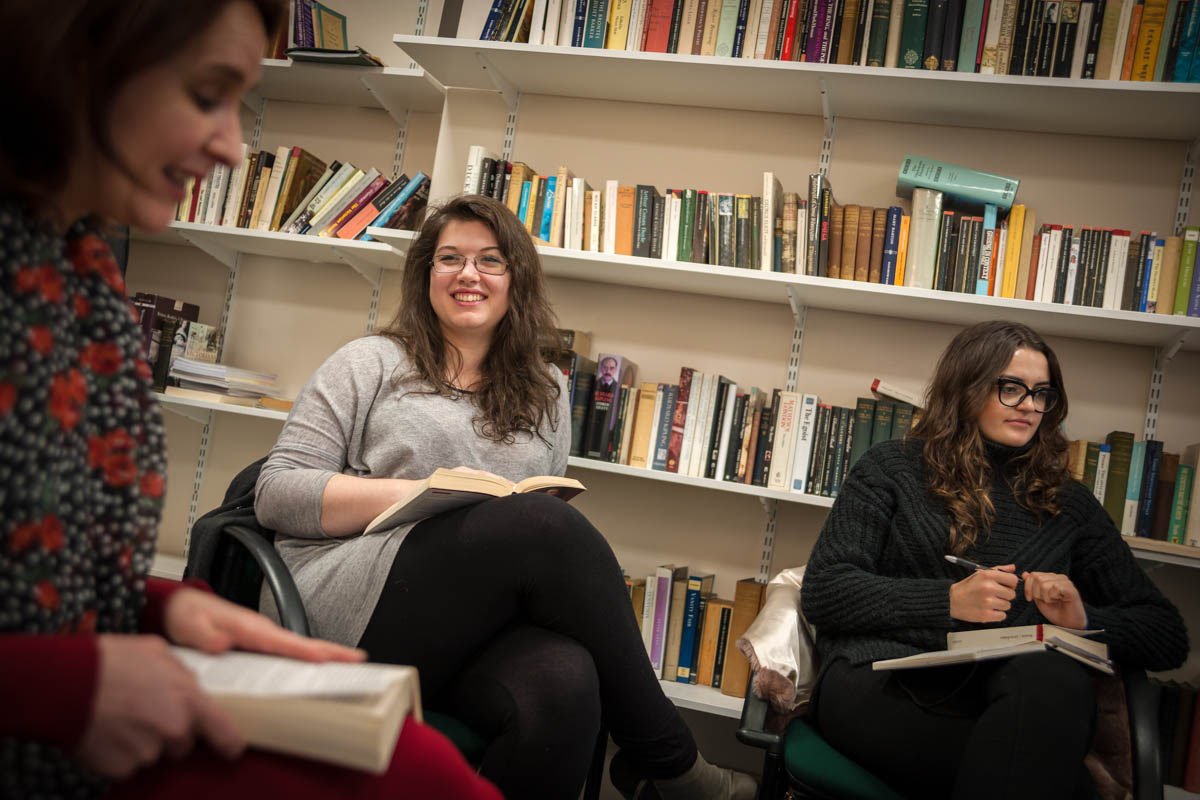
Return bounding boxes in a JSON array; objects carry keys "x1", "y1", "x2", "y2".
[
  {"x1": 378, "y1": 194, "x2": 561, "y2": 444},
  {"x1": 909, "y1": 320, "x2": 1071, "y2": 555}
]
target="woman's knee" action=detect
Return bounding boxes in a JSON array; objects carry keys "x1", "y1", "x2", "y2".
[
  {"x1": 992, "y1": 652, "x2": 1096, "y2": 717},
  {"x1": 478, "y1": 493, "x2": 611, "y2": 555}
]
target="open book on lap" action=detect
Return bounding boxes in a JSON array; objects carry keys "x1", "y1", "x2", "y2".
[
  {"x1": 872, "y1": 624, "x2": 1113, "y2": 675},
  {"x1": 363, "y1": 468, "x2": 587, "y2": 536},
  {"x1": 173, "y1": 647, "x2": 421, "y2": 773}
]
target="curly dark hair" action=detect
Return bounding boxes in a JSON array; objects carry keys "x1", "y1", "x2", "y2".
[
  {"x1": 378, "y1": 194, "x2": 562, "y2": 444},
  {"x1": 0, "y1": 0, "x2": 285, "y2": 217},
  {"x1": 909, "y1": 320, "x2": 1071, "y2": 555}
]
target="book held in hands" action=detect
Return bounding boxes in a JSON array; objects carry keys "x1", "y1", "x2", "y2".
[
  {"x1": 872, "y1": 623, "x2": 1113, "y2": 674},
  {"x1": 173, "y1": 647, "x2": 421, "y2": 773},
  {"x1": 363, "y1": 468, "x2": 587, "y2": 535}
]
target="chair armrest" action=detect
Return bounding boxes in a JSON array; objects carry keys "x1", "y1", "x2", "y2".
[
  {"x1": 222, "y1": 524, "x2": 310, "y2": 637},
  {"x1": 737, "y1": 674, "x2": 785, "y2": 755},
  {"x1": 1122, "y1": 667, "x2": 1162, "y2": 800}
]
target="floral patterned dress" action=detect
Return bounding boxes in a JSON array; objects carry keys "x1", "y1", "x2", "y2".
[{"x1": 0, "y1": 201, "x2": 168, "y2": 798}]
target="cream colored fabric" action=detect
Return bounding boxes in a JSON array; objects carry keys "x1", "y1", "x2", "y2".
[{"x1": 735, "y1": 565, "x2": 817, "y2": 712}]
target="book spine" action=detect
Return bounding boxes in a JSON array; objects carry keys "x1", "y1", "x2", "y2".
[
  {"x1": 676, "y1": 579, "x2": 703, "y2": 681},
  {"x1": 1167, "y1": 464, "x2": 1193, "y2": 543}
]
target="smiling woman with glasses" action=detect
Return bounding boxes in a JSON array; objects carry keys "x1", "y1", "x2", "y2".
[
  {"x1": 799, "y1": 320, "x2": 1186, "y2": 800},
  {"x1": 255, "y1": 194, "x2": 755, "y2": 800}
]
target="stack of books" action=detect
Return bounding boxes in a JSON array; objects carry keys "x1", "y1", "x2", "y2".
[
  {"x1": 168, "y1": 358, "x2": 281, "y2": 400},
  {"x1": 484, "y1": 0, "x2": 1200, "y2": 82}
]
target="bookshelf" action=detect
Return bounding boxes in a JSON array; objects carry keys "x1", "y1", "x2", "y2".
[
  {"x1": 155, "y1": 392, "x2": 290, "y2": 423},
  {"x1": 365, "y1": 227, "x2": 1200, "y2": 352},
  {"x1": 392, "y1": 35, "x2": 1200, "y2": 140}
]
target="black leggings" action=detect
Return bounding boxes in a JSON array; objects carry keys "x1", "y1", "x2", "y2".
[
  {"x1": 812, "y1": 653, "x2": 1099, "y2": 800},
  {"x1": 357, "y1": 493, "x2": 697, "y2": 798}
]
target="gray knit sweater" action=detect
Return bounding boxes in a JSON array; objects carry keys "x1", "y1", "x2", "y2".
[
  {"x1": 254, "y1": 335, "x2": 571, "y2": 647},
  {"x1": 801, "y1": 437, "x2": 1188, "y2": 672}
]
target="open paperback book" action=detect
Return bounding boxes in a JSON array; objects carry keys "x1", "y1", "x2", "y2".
[
  {"x1": 872, "y1": 624, "x2": 1113, "y2": 675},
  {"x1": 363, "y1": 468, "x2": 587, "y2": 535},
  {"x1": 173, "y1": 648, "x2": 421, "y2": 773}
]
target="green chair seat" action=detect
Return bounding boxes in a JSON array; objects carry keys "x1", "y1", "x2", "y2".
[
  {"x1": 783, "y1": 718, "x2": 906, "y2": 800},
  {"x1": 425, "y1": 710, "x2": 489, "y2": 766}
]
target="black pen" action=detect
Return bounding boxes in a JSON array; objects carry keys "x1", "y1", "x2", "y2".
[{"x1": 944, "y1": 555, "x2": 1024, "y2": 587}]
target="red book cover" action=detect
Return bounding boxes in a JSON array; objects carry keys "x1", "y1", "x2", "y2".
[
  {"x1": 187, "y1": 177, "x2": 202, "y2": 222},
  {"x1": 665, "y1": 367, "x2": 695, "y2": 473},
  {"x1": 975, "y1": 0, "x2": 992, "y2": 69},
  {"x1": 643, "y1": 0, "x2": 676, "y2": 51},
  {"x1": 780, "y1": 0, "x2": 801, "y2": 59},
  {"x1": 1025, "y1": 231, "x2": 1042, "y2": 300}
]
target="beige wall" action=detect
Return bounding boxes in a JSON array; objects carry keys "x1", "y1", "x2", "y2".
[{"x1": 128, "y1": 1, "x2": 1200, "y2": 702}]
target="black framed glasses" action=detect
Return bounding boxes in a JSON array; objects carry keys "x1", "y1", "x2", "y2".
[
  {"x1": 431, "y1": 253, "x2": 509, "y2": 275},
  {"x1": 996, "y1": 378, "x2": 1060, "y2": 413}
]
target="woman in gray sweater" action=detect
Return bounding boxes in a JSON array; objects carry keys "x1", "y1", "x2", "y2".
[
  {"x1": 801, "y1": 320, "x2": 1187, "y2": 799},
  {"x1": 255, "y1": 195, "x2": 755, "y2": 800}
]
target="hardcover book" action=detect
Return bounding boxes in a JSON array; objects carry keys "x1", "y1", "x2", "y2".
[
  {"x1": 363, "y1": 469, "x2": 586, "y2": 535},
  {"x1": 873, "y1": 624, "x2": 1112, "y2": 674}
]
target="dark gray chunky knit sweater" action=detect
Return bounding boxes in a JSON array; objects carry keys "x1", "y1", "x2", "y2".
[{"x1": 801, "y1": 437, "x2": 1188, "y2": 672}]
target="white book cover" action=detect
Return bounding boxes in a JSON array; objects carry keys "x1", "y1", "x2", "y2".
[
  {"x1": 884, "y1": 0, "x2": 905, "y2": 66},
  {"x1": 463, "y1": 145, "x2": 497, "y2": 195},
  {"x1": 562, "y1": 186, "x2": 573, "y2": 249},
  {"x1": 791, "y1": 394, "x2": 819, "y2": 493},
  {"x1": 1063, "y1": 235, "x2": 1081, "y2": 304},
  {"x1": 678, "y1": 371, "x2": 705, "y2": 476},
  {"x1": 571, "y1": 179, "x2": 588, "y2": 250},
  {"x1": 796, "y1": 205, "x2": 808, "y2": 275},
  {"x1": 1070, "y1": 1, "x2": 1093, "y2": 78},
  {"x1": 619, "y1": 388, "x2": 637, "y2": 464},
  {"x1": 194, "y1": 173, "x2": 210, "y2": 224},
  {"x1": 992, "y1": 224, "x2": 1009, "y2": 295},
  {"x1": 767, "y1": 392, "x2": 800, "y2": 491},
  {"x1": 666, "y1": 194, "x2": 682, "y2": 262},
  {"x1": 1103, "y1": 233, "x2": 1130, "y2": 310},
  {"x1": 207, "y1": 164, "x2": 232, "y2": 227},
  {"x1": 290, "y1": 161, "x2": 356, "y2": 234},
  {"x1": 904, "y1": 189, "x2": 942, "y2": 290},
  {"x1": 762, "y1": 172, "x2": 782, "y2": 271},
  {"x1": 588, "y1": 190, "x2": 602, "y2": 251},
  {"x1": 687, "y1": 373, "x2": 717, "y2": 477},
  {"x1": 641, "y1": 573, "x2": 658, "y2": 660},
  {"x1": 1110, "y1": 0, "x2": 1137, "y2": 80},
  {"x1": 1040, "y1": 228, "x2": 1063, "y2": 303},
  {"x1": 220, "y1": 145, "x2": 250, "y2": 227},
  {"x1": 1034, "y1": 229, "x2": 1053, "y2": 302},
  {"x1": 257, "y1": 145, "x2": 292, "y2": 231},
  {"x1": 544, "y1": 0, "x2": 563, "y2": 44},
  {"x1": 309, "y1": 168, "x2": 373, "y2": 234},
  {"x1": 741, "y1": 0, "x2": 764, "y2": 56},
  {"x1": 1093, "y1": 445, "x2": 1111, "y2": 502},
  {"x1": 714, "y1": 382, "x2": 739, "y2": 480},
  {"x1": 646, "y1": 385, "x2": 665, "y2": 470},
  {"x1": 626, "y1": 0, "x2": 646, "y2": 49},
  {"x1": 529, "y1": 0, "x2": 549, "y2": 44},
  {"x1": 603, "y1": 180, "x2": 619, "y2": 254},
  {"x1": 755, "y1": 0, "x2": 778, "y2": 56}
]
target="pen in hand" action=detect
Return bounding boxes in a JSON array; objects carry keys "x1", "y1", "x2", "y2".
[{"x1": 944, "y1": 554, "x2": 1024, "y2": 587}]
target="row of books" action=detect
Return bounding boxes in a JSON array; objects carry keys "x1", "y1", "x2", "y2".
[
  {"x1": 556, "y1": 343, "x2": 922, "y2": 497},
  {"x1": 1075, "y1": 432, "x2": 1200, "y2": 545},
  {"x1": 627, "y1": 566, "x2": 764, "y2": 698},
  {"x1": 482, "y1": 0, "x2": 1200, "y2": 81},
  {"x1": 264, "y1": 1, "x2": 383, "y2": 66},
  {"x1": 173, "y1": 144, "x2": 429, "y2": 241},
  {"x1": 825, "y1": 192, "x2": 1200, "y2": 315},
  {"x1": 1158, "y1": 680, "x2": 1200, "y2": 792}
]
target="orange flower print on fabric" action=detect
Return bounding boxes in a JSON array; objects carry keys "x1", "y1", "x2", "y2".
[
  {"x1": 35, "y1": 580, "x2": 61, "y2": 611},
  {"x1": 49, "y1": 369, "x2": 86, "y2": 431},
  {"x1": 0, "y1": 383, "x2": 14, "y2": 416},
  {"x1": 139, "y1": 471, "x2": 165, "y2": 498},
  {"x1": 68, "y1": 234, "x2": 125, "y2": 293},
  {"x1": 80, "y1": 342, "x2": 122, "y2": 376},
  {"x1": 29, "y1": 326, "x2": 53, "y2": 355}
]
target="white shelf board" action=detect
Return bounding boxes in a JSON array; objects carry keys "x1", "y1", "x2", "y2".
[
  {"x1": 1124, "y1": 536, "x2": 1200, "y2": 569},
  {"x1": 155, "y1": 392, "x2": 290, "y2": 422},
  {"x1": 132, "y1": 222, "x2": 405, "y2": 272},
  {"x1": 246, "y1": 59, "x2": 444, "y2": 117},
  {"x1": 660, "y1": 679, "x2": 744, "y2": 718},
  {"x1": 393, "y1": 36, "x2": 1200, "y2": 140},
  {"x1": 362, "y1": 226, "x2": 418, "y2": 255},
  {"x1": 567, "y1": 456, "x2": 835, "y2": 508},
  {"x1": 495, "y1": 244, "x2": 1200, "y2": 353}
]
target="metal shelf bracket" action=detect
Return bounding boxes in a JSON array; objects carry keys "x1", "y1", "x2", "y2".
[{"x1": 477, "y1": 52, "x2": 520, "y2": 111}]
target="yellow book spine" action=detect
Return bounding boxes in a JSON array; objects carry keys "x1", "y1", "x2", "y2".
[
  {"x1": 895, "y1": 215, "x2": 911, "y2": 285},
  {"x1": 607, "y1": 0, "x2": 634, "y2": 48},
  {"x1": 1130, "y1": 0, "x2": 1166, "y2": 80},
  {"x1": 1001, "y1": 205, "x2": 1025, "y2": 298}
]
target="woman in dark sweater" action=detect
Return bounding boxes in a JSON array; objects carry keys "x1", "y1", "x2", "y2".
[{"x1": 801, "y1": 320, "x2": 1187, "y2": 800}]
